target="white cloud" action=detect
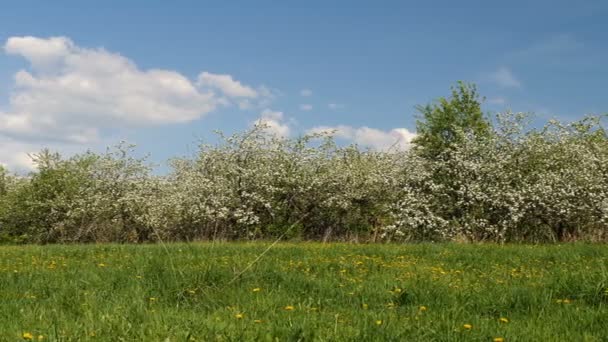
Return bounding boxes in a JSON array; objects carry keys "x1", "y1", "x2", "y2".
[
  {"x1": 299, "y1": 104, "x2": 313, "y2": 111},
  {"x1": 4, "y1": 36, "x2": 73, "y2": 70},
  {"x1": 0, "y1": 136, "x2": 48, "y2": 172},
  {"x1": 488, "y1": 66, "x2": 521, "y2": 88},
  {"x1": 307, "y1": 125, "x2": 416, "y2": 151},
  {"x1": 0, "y1": 36, "x2": 266, "y2": 146},
  {"x1": 253, "y1": 109, "x2": 290, "y2": 138},
  {"x1": 300, "y1": 89, "x2": 312, "y2": 97},
  {"x1": 197, "y1": 71, "x2": 258, "y2": 98},
  {"x1": 328, "y1": 103, "x2": 344, "y2": 110},
  {"x1": 0, "y1": 134, "x2": 100, "y2": 172}
]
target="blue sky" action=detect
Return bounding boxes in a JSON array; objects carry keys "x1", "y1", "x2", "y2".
[{"x1": 1, "y1": 0, "x2": 607, "y2": 170}]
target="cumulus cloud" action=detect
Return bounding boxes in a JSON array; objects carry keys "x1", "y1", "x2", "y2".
[
  {"x1": 0, "y1": 138, "x2": 36, "y2": 171},
  {"x1": 488, "y1": 66, "x2": 521, "y2": 88},
  {"x1": 0, "y1": 135, "x2": 74, "y2": 172},
  {"x1": 300, "y1": 89, "x2": 312, "y2": 97},
  {"x1": 307, "y1": 125, "x2": 416, "y2": 151},
  {"x1": 0, "y1": 36, "x2": 266, "y2": 145},
  {"x1": 299, "y1": 104, "x2": 313, "y2": 111},
  {"x1": 253, "y1": 109, "x2": 290, "y2": 138},
  {"x1": 197, "y1": 71, "x2": 258, "y2": 98},
  {"x1": 0, "y1": 36, "x2": 272, "y2": 170}
]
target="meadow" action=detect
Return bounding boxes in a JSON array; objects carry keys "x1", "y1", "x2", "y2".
[{"x1": 1, "y1": 242, "x2": 607, "y2": 341}]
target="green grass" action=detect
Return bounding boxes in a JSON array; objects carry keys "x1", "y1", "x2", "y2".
[{"x1": 1, "y1": 243, "x2": 608, "y2": 341}]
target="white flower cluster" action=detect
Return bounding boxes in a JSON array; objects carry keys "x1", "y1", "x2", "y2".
[
  {"x1": 144, "y1": 124, "x2": 406, "y2": 241},
  {"x1": 385, "y1": 112, "x2": 608, "y2": 242}
]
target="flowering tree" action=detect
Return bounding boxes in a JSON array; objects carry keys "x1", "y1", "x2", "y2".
[{"x1": 385, "y1": 112, "x2": 608, "y2": 242}]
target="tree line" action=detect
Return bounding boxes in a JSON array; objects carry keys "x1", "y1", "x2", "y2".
[{"x1": 1, "y1": 82, "x2": 607, "y2": 243}]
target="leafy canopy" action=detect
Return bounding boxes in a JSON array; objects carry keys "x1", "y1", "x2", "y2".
[{"x1": 412, "y1": 81, "x2": 492, "y2": 158}]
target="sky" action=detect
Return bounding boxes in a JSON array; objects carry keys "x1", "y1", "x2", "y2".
[{"x1": 1, "y1": 0, "x2": 607, "y2": 171}]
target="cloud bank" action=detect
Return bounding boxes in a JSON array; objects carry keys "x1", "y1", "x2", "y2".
[
  {"x1": 307, "y1": 125, "x2": 416, "y2": 151},
  {"x1": 0, "y1": 36, "x2": 268, "y2": 169}
]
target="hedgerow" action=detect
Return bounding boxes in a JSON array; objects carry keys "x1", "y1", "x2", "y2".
[{"x1": 1, "y1": 112, "x2": 607, "y2": 243}]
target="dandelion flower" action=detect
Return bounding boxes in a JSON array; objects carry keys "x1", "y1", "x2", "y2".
[
  {"x1": 235, "y1": 313, "x2": 244, "y2": 319},
  {"x1": 97, "y1": 263, "x2": 106, "y2": 267},
  {"x1": 362, "y1": 303, "x2": 369, "y2": 310},
  {"x1": 149, "y1": 297, "x2": 157, "y2": 302},
  {"x1": 419, "y1": 306, "x2": 427, "y2": 311},
  {"x1": 252, "y1": 288, "x2": 261, "y2": 292},
  {"x1": 22, "y1": 332, "x2": 33, "y2": 340},
  {"x1": 375, "y1": 320, "x2": 383, "y2": 325},
  {"x1": 463, "y1": 324, "x2": 472, "y2": 330},
  {"x1": 37, "y1": 335, "x2": 44, "y2": 341},
  {"x1": 493, "y1": 338, "x2": 505, "y2": 342},
  {"x1": 284, "y1": 305, "x2": 295, "y2": 311},
  {"x1": 499, "y1": 317, "x2": 509, "y2": 323},
  {"x1": 254, "y1": 319, "x2": 263, "y2": 323}
]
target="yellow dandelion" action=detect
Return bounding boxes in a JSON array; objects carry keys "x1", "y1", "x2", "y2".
[
  {"x1": 499, "y1": 317, "x2": 509, "y2": 323},
  {"x1": 252, "y1": 288, "x2": 261, "y2": 292},
  {"x1": 254, "y1": 319, "x2": 263, "y2": 323},
  {"x1": 463, "y1": 324, "x2": 473, "y2": 330},
  {"x1": 419, "y1": 305, "x2": 427, "y2": 311},
  {"x1": 235, "y1": 313, "x2": 244, "y2": 319},
  {"x1": 284, "y1": 305, "x2": 295, "y2": 311},
  {"x1": 149, "y1": 297, "x2": 157, "y2": 302},
  {"x1": 493, "y1": 338, "x2": 505, "y2": 342},
  {"x1": 97, "y1": 263, "x2": 106, "y2": 267},
  {"x1": 563, "y1": 299, "x2": 571, "y2": 304},
  {"x1": 362, "y1": 303, "x2": 369, "y2": 310},
  {"x1": 37, "y1": 335, "x2": 44, "y2": 341},
  {"x1": 22, "y1": 332, "x2": 34, "y2": 340},
  {"x1": 375, "y1": 320, "x2": 383, "y2": 325}
]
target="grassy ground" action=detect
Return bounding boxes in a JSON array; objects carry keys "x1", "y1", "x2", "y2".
[{"x1": 1, "y1": 243, "x2": 607, "y2": 341}]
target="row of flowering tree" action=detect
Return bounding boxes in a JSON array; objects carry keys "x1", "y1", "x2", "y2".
[{"x1": 1, "y1": 84, "x2": 607, "y2": 243}]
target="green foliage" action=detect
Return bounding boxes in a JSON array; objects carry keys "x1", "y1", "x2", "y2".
[
  {"x1": 0, "y1": 144, "x2": 153, "y2": 243},
  {"x1": 412, "y1": 81, "x2": 492, "y2": 159},
  {"x1": 0, "y1": 165, "x2": 7, "y2": 196},
  {"x1": 0, "y1": 150, "x2": 93, "y2": 243}
]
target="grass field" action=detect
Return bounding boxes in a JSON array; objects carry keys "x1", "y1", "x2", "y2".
[{"x1": 1, "y1": 243, "x2": 607, "y2": 341}]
